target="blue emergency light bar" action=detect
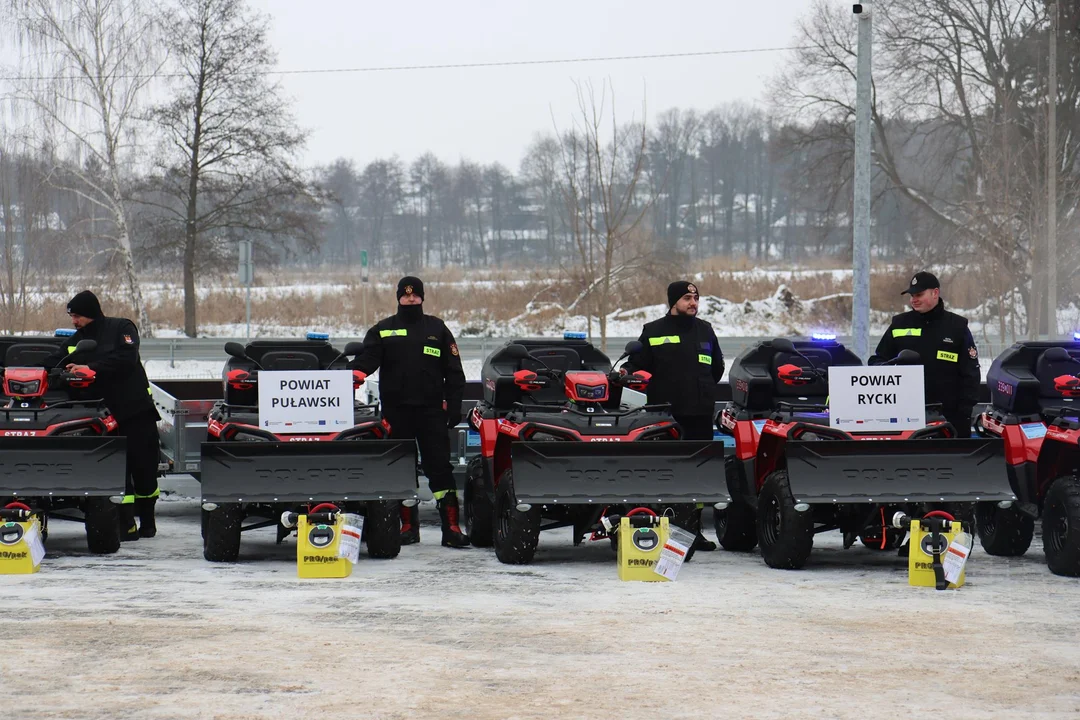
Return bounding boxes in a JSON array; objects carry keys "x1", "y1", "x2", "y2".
[
  {"x1": 810, "y1": 332, "x2": 837, "y2": 342},
  {"x1": 55, "y1": 328, "x2": 76, "y2": 337},
  {"x1": 306, "y1": 332, "x2": 330, "y2": 341},
  {"x1": 1074, "y1": 332, "x2": 1080, "y2": 341},
  {"x1": 564, "y1": 331, "x2": 587, "y2": 340}
]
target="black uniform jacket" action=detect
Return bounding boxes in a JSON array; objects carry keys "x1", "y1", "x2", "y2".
[
  {"x1": 350, "y1": 309, "x2": 466, "y2": 411},
  {"x1": 623, "y1": 313, "x2": 725, "y2": 417},
  {"x1": 868, "y1": 300, "x2": 980, "y2": 415},
  {"x1": 59, "y1": 316, "x2": 158, "y2": 422}
]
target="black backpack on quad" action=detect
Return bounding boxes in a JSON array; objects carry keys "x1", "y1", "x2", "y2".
[
  {"x1": 976, "y1": 341, "x2": 1080, "y2": 576},
  {"x1": 0, "y1": 333, "x2": 126, "y2": 555},
  {"x1": 464, "y1": 335, "x2": 728, "y2": 565},
  {"x1": 199, "y1": 336, "x2": 418, "y2": 563},
  {"x1": 718, "y1": 337, "x2": 1011, "y2": 570}
]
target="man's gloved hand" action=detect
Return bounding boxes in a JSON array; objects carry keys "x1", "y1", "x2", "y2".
[{"x1": 446, "y1": 409, "x2": 462, "y2": 428}]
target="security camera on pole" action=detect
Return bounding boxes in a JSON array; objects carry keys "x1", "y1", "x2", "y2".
[{"x1": 852, "y1": 1, "x2": 873, "y2": 359}]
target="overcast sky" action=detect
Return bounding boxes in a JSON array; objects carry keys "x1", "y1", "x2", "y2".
[{"x1": 257, "y1": 0, "x2": 814, "y2": 170}]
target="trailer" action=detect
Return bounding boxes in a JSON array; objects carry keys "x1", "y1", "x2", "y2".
[{"x1": 152, "y1": 377, "x2": 486, "y2": 494}]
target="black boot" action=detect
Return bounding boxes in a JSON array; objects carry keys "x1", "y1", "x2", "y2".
[
  {"x1": 118, "y1": 504, "x2": 139, "y2": 542},
  {"x1": 135, "y1": 497, "x2": 157, "y2": 538},
  {"x1": 400, "y1": 503, "x2": 419, "y2": 545},
  {"x1": 437, "y1": 494, "x2": 470, "y2": 548},
  {"x1": 690, "y1": 507, "x2": 716, "y2": 552}
]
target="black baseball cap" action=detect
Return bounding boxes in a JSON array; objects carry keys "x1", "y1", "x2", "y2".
[{"x1": 901, "y1": 271, "x2": 940, "y2": 295}]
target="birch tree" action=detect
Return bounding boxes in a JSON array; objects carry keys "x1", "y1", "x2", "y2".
[{"x1": 4, "y1": 0, "x2": 160, "y2": 331}]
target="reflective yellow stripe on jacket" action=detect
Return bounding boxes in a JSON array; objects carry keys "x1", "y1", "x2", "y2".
[
  {"x1": 648, "y1": 336, "x2": 681, "y2": 346},
  {"x1": 891, "y1": 328, "x2": 922, "y2": 337},
  {"x1": 380, "y1": 329, "x2": 408, "y2": 338}
]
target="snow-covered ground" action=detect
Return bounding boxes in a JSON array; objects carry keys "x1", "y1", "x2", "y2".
[
  {"x1": 2, "y1": 498, "x2": 1078, "y2": 719},
  {"x1": 144, "y1": 357, "x2": 998, "y2": 383},
  {"x1": 144, "y1": 359, "x2": 486, "y2": 381}
]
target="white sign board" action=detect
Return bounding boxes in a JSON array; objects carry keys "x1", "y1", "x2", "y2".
[
  {"x1": 258, "y1": 370, "x2": 354, "y2": 434},
  {"x1": 828, "y1": 366, "x2": 926, "y2": 432}
]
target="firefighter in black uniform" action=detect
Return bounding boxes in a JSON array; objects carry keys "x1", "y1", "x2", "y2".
[
  {"x1": 624, "y1": 280, "x2": 725, "y2": 551},
  {"x1": 62, "y1": 291, "x2": 161, "y2": 540},
  {"x1": 350, "y1": 276, "x2": 470, "y2": 548},
  {"x1": 869, "y1": 271, "x2": 980, "y2": 435}
]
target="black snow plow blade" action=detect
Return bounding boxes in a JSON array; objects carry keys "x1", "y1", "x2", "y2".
[
  {"x1": 509, "y1": 441, "x2": 729, "y2": 505},
  {"x1": 0, "y1": 436, "x2": 127, "y2": 496},
  {"x1": 784, "y1": 438, "x2": 1013, "y2": 504},
  {"x1": 200, "y1": 440, "x2": 418, "y2": 503}
]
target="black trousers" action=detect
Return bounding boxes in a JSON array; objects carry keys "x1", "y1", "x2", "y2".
[
  {"x1": 383, "y1": 405, "x2": 456, "y2": 496},
  {"x1": 675, "y1": 415, "x2": 715, "y2": 442},
  {"x1": 945, "y1": 412, "x2": 973, "y2": 438},
  {"x1": 116, "y1": 409, "x2": 160, "y2": 498}
]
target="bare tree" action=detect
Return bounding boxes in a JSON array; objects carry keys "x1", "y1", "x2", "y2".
[
  {"x1": 358, "y1": 158, "x2": 404, "y2": 266},
  {"x1": 521, "y1": 134, "x2": 565, "y2": 263},
  {"x1": 0, "y1": 138, "x2": 47, "y2": 333},
  {"x1": 3, "y1": 0, "x2": 160, "y2": 331},
  {"x1": 774, "y1": 0, "x2": 1080, "y2": 333},
  {"x1": 556, "y1": 81, "x2": 656, "y2": 352},
  {"x1": 320, "y1": 158, "x2": 359, "y2": 264},
  {"x1": 146, "y1": 0, "x2": 313, "y2": 336},
  {"x1": 647, "y1": 108, "x2": 701, "y2": 254}
]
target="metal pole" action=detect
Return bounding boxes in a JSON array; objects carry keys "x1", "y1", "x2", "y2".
[
  {"x1": 246, "y1": 286, "x2": 251, "y2": 341},
  {"x1": 1047, "y1": 2, "x2": 1058, "y2": 338},
  {"x1": 852, "y1": 1, "x2": 874, "y2": 359}
]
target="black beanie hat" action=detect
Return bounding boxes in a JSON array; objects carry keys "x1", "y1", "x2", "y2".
[
  {"x1": 667, "y1": 280, "x2": 699, "y2": 308},
  {"x1": 396, "y1": 276, "x2": 424, "y2": 302},
  {"x1": 67, "y1": 290, "x2": 103, "y2": 319}
]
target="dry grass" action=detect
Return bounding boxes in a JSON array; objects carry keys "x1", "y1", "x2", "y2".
[{"x1": 7, "y1": 262, "x2": 1027, "y2": 336}]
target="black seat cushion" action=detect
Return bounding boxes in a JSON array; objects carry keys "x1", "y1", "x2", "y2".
[{"x1": 259, "y1": 350, "x2": 322, "y2": 371}]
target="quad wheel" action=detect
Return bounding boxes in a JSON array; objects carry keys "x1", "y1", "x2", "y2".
[
  {"x1": 203, "y1": 502, "x2": 243, "y2": 562},
  {"x1": 464, "y1": 456, "x2": 494, "y2": 547},
  {"x1": 1043, "y1": 476, "x2": 1080, "y2": 577},
  {"x1": 714, "y1": 501, "x2": 758, "y2": 552},
  {"x1": 493, "y1": 469, "x2": 540, "y2": 564},
  {"x1": 975, "y1": 501, "x2": 1034, "y2": 557},
  {"x1": 363, "y1": 499, "x2": 401, "y2": 559},
  {"x1": 757, "y1": 470, "x2": 813, "y2": 569},
  {"x1": 84, "y1": 497, "x2": 120, "y2": 555}
]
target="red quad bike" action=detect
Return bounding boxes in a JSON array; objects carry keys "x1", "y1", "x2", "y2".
[
  {"x1": 718, "y1": 337, "x2": 1011, "y2": 569},
  {"x1": 463, "y1": 335, "x2": 728, "y2": 565},
  {"x1": 0, "y1": 333, "x2": 126, "y2": 554},
  {"x1": 199, "y1": 336, "x2": 418, "y2": 562},
  {"x1": 976, "y1": 341, "x2": 1080, "y2": 576}
]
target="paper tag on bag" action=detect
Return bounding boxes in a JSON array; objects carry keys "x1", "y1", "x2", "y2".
[
  {"x1": 653, "y1": 525, "x2": 695, "y2": 581},
  {"x1": 23, "y1": 522, "x2": 45, "y2": 567},
  {"x1": 942, "y1": 531, "x2": 972, "y2": 585},
  {"x1": 337, "y1": 513, "x2": 364, "y2": 564}
]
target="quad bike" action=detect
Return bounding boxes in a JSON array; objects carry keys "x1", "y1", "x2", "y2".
[
  {"x1": 976, "y1": 341, "x2": 1080, "y2": 576},
  {"x1": 463, "y1": 334, "x2": 728, "y2": 565},
  {"x1": 718, "y1": 336, "x2": 1011, "y2": 569},
  {"x1": 199, "y1": 334, "x2": 418, "y2": 562},
  {"x1": 0, "y1": 332, "x2": 125, "y2": 555}
]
